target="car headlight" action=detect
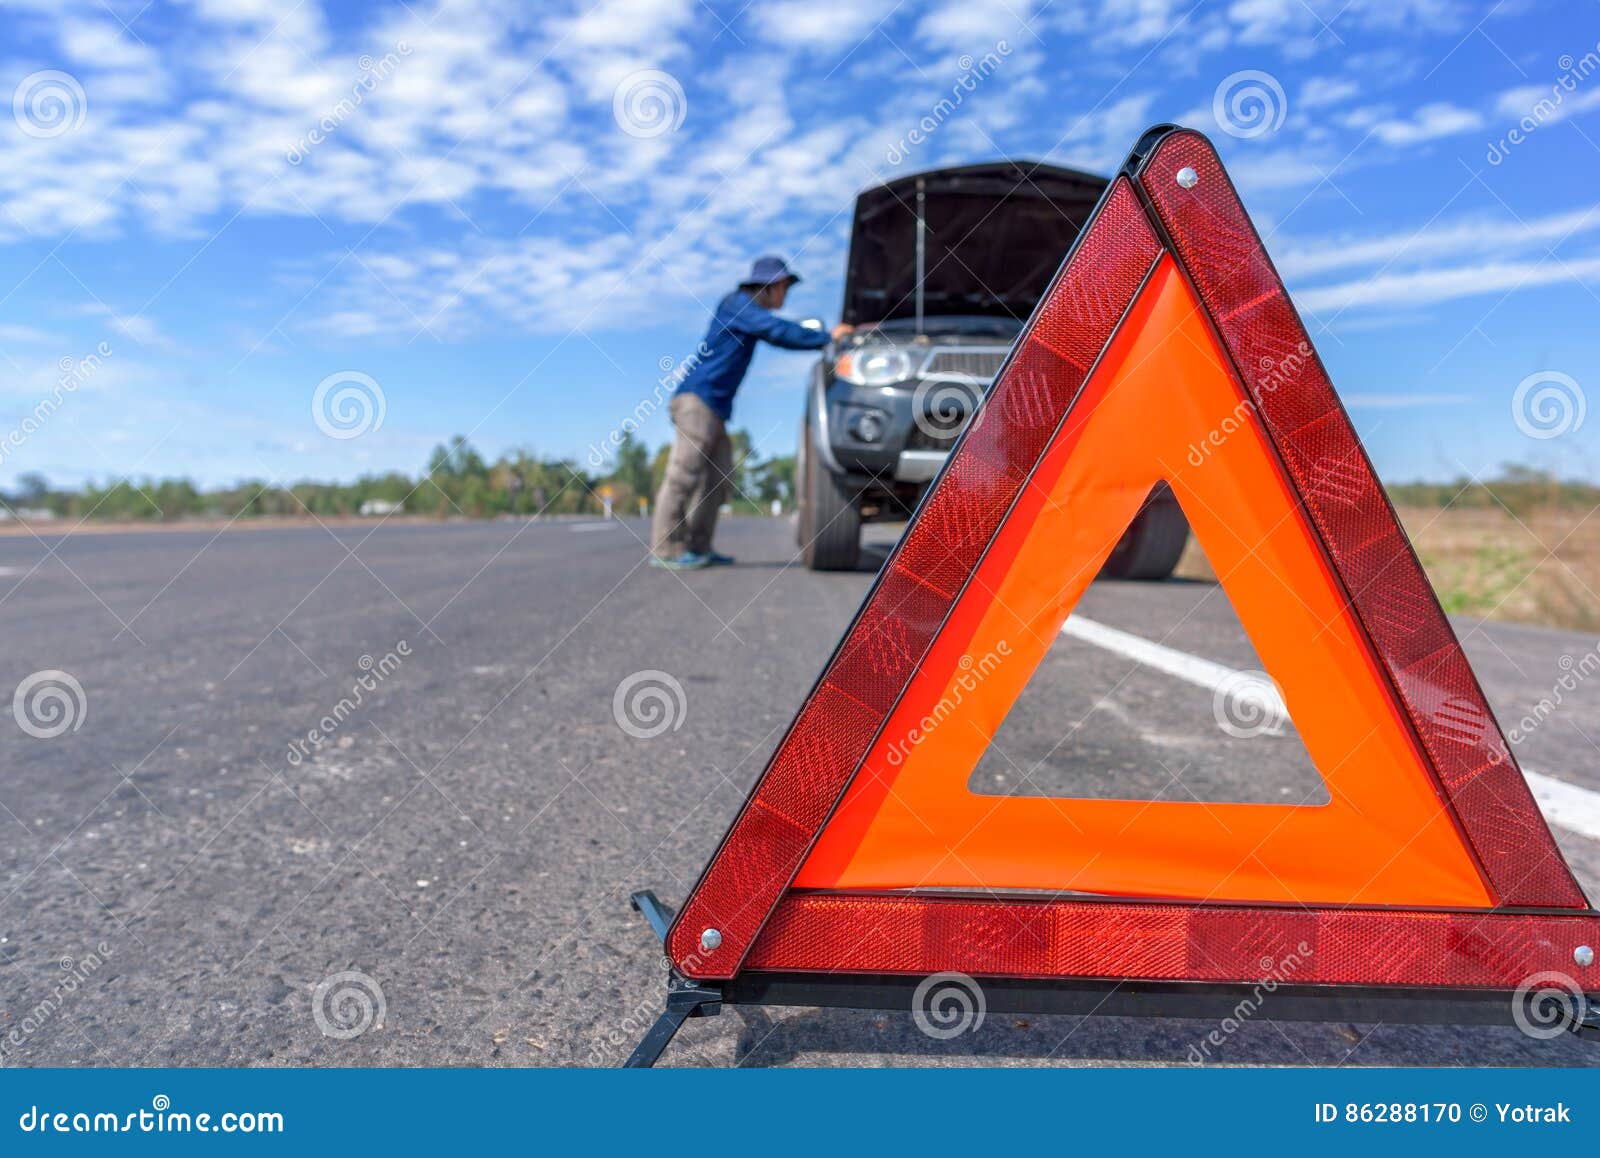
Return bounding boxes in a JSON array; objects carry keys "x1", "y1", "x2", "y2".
[{"x1": 834, "y1": 346, "x2": 913, "y2": 387}]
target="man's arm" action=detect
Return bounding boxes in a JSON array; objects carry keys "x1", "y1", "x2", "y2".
[{"x1": 730, "y1": 306, "x2": 834, "y2": 350}]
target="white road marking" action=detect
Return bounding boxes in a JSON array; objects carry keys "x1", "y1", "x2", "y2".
[
  {"x1": 0, "y1": 566, "x2": 21, "y2": 576},
  {"x1": 568, "y1": 523, "x2": 616, "y2": 533},
  {"x1": 1061, "y1": 613, "x2": 1600, "y2": 843},
  {"x1": 1523, "y1": 773, "x2": 1600, "y2": 845},
  {"x1": 1061, "y1": 615, "x2": 1288, "y2": 716}
]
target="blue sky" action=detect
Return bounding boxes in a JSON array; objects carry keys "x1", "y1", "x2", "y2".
[{"x1": 0, "y1": 0, "x2": 1596, "y2": 491}]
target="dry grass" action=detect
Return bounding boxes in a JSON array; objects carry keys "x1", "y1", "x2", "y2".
[
  {"x1": 1175, "y1": 503, "x2": 1600, "y2": 633},
  {"x1": 1397, "y1": 504, "x2": 1599, "y2": 632}
]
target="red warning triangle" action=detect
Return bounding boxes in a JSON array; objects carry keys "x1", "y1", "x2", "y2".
[{"x1": 667, "y1": 127, "x2": 1597, "y2": 991}]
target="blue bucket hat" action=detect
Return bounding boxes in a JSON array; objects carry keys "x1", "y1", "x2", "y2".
[{"x1": 739, "y1": 255, "x2": 801, "y2": 290}]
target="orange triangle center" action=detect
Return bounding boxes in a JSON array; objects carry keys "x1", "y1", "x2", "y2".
[{"x1": 793, "y1": 257, "x2": 1490, "y2": 908}]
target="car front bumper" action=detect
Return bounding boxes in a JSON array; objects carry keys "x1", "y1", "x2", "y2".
[{"x1": 894, "y1": 449, "x2": 947, "y2": 483}]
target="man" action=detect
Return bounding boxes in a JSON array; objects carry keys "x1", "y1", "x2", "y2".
[{"x1": 650, "y1": 256, "x2": 852, "y2": 570}]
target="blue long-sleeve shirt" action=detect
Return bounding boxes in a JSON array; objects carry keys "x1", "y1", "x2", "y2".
[{"x1": 675, "y1": 290, "x2": 830, "y2": 420}]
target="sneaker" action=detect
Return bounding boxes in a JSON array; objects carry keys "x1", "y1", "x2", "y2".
[
  {"x1": 650, "y1": 551, "x2": 712, "y2": 571},
  {"x1": 707, "y1": 552, "x2": 736, "y2": 566}
]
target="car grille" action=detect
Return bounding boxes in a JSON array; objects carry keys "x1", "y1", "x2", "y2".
[
  {"x1": 901, "y1": 347, "x2": 1005, "y2": 451},
  {"x1": 918, "y1": 348, "x2": 1009, "y2": 382}
]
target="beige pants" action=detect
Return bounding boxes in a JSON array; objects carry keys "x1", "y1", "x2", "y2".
[{"x1": 650, "y1": 393, "x2": 732, "y2": 558}]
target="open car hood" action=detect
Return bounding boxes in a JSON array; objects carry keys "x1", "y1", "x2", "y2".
[{"x1": 841, "y1": 160, "x2": 1109, "y2": 326}]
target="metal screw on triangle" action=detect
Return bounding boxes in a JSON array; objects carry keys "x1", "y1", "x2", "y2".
[
  {"x1": 1577, "y1": 945, "x2": 1595, "y2": 967},
  {"x1": 1176, "y1": 167, "x2": 1199, "y2": 189},
  {"x1": 700, "y1": 928, "x2": 722, "y2": 951}
]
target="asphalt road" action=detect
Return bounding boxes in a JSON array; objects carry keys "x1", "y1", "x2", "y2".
[{"x1": 1, "y1": 515, "x2": 1597, "y2": 1067}]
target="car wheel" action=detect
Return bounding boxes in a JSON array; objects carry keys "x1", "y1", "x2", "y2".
[
  {"x1": 1100, "y1": 482, "x2": 1190, "y2": 580},
  {"x1": 799, "y1": 421, "x2": 862, "y2": 571}
]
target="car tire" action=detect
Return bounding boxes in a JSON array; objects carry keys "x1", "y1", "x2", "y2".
[
  {"x1": 1100, "y1": 483, "x2": 1190, "y2": 580},
  {"x1": 799, "y1": 421, "x2": 862, "y2": 571}
]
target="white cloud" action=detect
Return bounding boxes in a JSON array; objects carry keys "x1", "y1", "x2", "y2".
[
  {"x1": 72, "y1": 303, "x2": 175, "y2": 349},
  {"x1": 0, "y1": 0, "x2": 608, "y2": 242},
  {"x1": 1096, "y1": 0, "x2": 1196, "y2": 47},
  {"x1": 553, "y1": 0, "x2": 694, "y2": 50},
  {"x1": 1047, "y1": 91, "x2": 1161, "y2": 171},
  {"x1": 0, "y1": 324, "x2": 54, "y2": 344},
  {"x1": 1493, "y1": 82, "x2": 1600, "y2": 126},
  {"x1": 548, "y1": 0, "x2": 697, "y2": 100},
  {"x1": 915, "y1": 0, "x2": 1040, "y2": 51},
  {"x1": 1295, "y1": 253, "x2": 1600, "y2": 313},
  {"x1": 1299, "y1": 76, "x2": 1359, "y2": 109},
  {"x1": 1368, "y1": 101, "x2": 1483, "y2": 145},
  {"x1": 1227, "y1": 149, "x2": 1337, "y2": 192},
  {"x1": 183, "y1": 0, "x2": 329, "y2": 42},
  {"x1": 59, "y1": 17, "x2": 163, "y2": 75},
  {"x1": 1277, "y1": 206, "x2": 1600, "y2": 280},
  {"x1": 1228, "y1": 0, "x2": 1461, "y2": 47},
  {"x1": 1280, "y1": 199, "x2": 1600, "y2": 316},
  {"x1": 0, "y1": 0, "x2": 1576, "y2": 361},
  {"x1": 751, "y1": 0, "x2": 900, "y2": 50}
]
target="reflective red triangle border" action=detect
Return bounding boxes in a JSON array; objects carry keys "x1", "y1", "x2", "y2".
[{"x1": 665, "y1": 126, "x2": 1597, "y2": 989}]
